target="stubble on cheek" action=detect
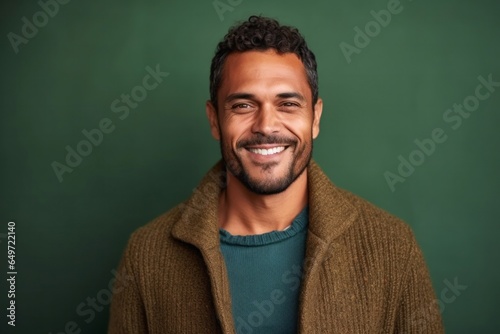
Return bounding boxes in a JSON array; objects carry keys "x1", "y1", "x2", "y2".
[{"x1": 219, "y1": 134, "x2": 241, "y2": 175}]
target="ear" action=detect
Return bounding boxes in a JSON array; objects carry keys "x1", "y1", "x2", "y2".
[
  {"x1": 206, "y1": 100, "x2": 221, "y2": 141},
  {"x1": 312, "y1": 97, "x2": 323, "y2": 139}
]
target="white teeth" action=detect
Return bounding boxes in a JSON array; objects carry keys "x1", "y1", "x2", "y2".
[{"x1": 248, "y1": 146, "x2": 286, "y2": 156}]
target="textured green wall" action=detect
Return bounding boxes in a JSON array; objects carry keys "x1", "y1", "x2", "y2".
[{"x1": 1, "y1": 0, "x2": 499, "y2": 332}]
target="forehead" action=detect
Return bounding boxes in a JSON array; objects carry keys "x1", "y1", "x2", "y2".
[{"x1": 219, "y1": 49, "x2": 311, "y2": 99}]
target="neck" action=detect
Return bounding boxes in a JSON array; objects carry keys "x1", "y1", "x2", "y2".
[{"x1": 218, "y1": 168, "x2": 308, "y2": 235}]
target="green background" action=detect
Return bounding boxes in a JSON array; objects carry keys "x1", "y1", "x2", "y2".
[{"x1": 1, "y1": 0, "x2": 499, "y2": 332}]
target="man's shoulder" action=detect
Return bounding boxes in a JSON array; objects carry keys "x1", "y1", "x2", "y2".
[
  {"x1": 309, "y1": 160, "x2": 416, "y2": 248},
  {"x1": 125, "y1": 202, "x2": 186, "y2": 249},
  {"x1": 327, "y1": 186, "x2": 425, "y2": 278},
  {"x1": 335, "y1": 186, "x2": 415, "y2": 243}
]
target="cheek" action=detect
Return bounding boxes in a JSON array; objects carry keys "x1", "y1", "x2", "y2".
[
  {"x1": 222, "y1": 118, "x2": 253, "y2": 140},
  {"x1": 283, "y1": 117, "x2": 314, "y2": 140}
]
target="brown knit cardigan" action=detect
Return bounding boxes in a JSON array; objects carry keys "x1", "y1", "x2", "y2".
[{"x1": 108, "y1": 160, "x2": 444, "y2": 333}]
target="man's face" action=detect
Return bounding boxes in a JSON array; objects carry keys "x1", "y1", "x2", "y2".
[{"x1": 206, "y1": 49, "x2": 323, "y2": 195}]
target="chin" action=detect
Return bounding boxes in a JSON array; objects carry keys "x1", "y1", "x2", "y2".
[
  {"x1": 238, "y1": 164, "x2": 298, "y2": 195},
  {"x1": 242, "y1": 179, "x2": 291, "y2": 195}
]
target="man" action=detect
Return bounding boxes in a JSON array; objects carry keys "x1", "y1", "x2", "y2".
[{"x1": 108, "y1": 15, "x2": 444, "y2": 333}]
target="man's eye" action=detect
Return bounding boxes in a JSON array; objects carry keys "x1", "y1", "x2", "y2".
[
  {"x1": 233, "y1": 103, "x2": 250, "y2": 109},
  {"x1": 280, "y1": 102, "x2": 300, "y2": 108},
  {"x1": 231, "y1": 103, "x2": 255, "y2": 112}
]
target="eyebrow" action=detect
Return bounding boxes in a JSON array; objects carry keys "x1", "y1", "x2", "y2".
[
  {"x1": 276, "y1": 92, "x2": 306, "y2": 102},
  {"x1": 224, "y1": 93, "x2": 255, "y2": 104},
  {"x1": 224, "y1": 92, "x2": 306, "y2": 104}
]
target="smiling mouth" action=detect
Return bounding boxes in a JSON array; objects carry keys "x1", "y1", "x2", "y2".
[{"x1": 245, "y1": 146, "x2": 288, "y2": 156}]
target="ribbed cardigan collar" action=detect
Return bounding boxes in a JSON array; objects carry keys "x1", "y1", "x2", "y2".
[
  {"x1": 172, "y1": 159, "x2": 357, "y2": 246},
  {"x1": 171, "y1": 159, "x2": 359, "y2": 332}
]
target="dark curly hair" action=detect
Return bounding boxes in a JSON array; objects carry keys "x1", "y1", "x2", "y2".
[{"x1": 209, "y1": 15, "x2": 318, "y2": 109}]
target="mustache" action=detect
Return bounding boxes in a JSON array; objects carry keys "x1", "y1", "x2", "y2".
[{"x1": 237, "y1": 135, "x2": 296, "y2": 149}]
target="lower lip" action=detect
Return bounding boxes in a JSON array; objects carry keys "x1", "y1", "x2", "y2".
[{"x1": 245, "y1": 147, "x2": 289, "y2": 163}]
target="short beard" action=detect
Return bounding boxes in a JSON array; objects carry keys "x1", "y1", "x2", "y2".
[{"x1": 219, "y1": 133, "x2": 313, "y2": 195}]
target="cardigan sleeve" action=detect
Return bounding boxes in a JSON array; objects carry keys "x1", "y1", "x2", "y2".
[
  {"x1": 108, "y1": 233, "x2": 148, "y2": 334},
  {"x1": 394, "y1": 237, "x2": 445, "y2": 333}
]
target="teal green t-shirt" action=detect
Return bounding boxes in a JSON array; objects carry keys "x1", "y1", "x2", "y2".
[{"x1": 219, "y1": 207, "x2": 308, "y2": 334}]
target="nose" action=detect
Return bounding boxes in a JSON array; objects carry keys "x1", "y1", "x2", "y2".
[{"x1": 250, "y1": 103, "x2": 280, "y2": 135}]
